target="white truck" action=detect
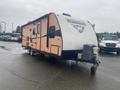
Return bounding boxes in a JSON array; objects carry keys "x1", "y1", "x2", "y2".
[{"x1": 99, "y1": 35, "x2": 120, "y2": 55}]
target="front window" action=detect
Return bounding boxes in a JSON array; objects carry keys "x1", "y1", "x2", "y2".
[{"x1": 103, "y1": 36, "x2": 118, "y2": 41}]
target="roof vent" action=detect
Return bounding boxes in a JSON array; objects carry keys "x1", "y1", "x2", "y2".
[{"x1": 62, "y1": 13, "x2": 71, "y2": 17}]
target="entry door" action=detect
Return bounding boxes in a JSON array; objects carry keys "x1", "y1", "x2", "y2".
[
  {"x1": 41, "y1": 18, "x2": 48, "y2": 52},
  {"x1": 36, "y1": 24, "x2": 41, "y2": 50}
]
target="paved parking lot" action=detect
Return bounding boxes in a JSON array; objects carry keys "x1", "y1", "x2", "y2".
[{"x1": 0, "y1": 41, "x2": 120, "y2": 90}]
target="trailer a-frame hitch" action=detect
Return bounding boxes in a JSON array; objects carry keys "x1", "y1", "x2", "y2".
[{"x1": 78, "y1": 44, "x2": 101, "y2": 75}]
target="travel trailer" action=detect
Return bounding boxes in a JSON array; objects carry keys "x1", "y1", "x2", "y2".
[
  {"x1": 99, "y1": 35, "x2": 120, "y2": 55},
  {"x1": 21, "y1": 12, "x2": 100, "y2": 75}
]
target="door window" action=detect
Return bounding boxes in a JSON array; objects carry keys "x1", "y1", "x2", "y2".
[{"x1": 37, "y1": 24, "x2": 40, "y2": 34}]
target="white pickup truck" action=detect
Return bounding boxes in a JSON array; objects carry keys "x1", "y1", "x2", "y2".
[{"x1": 99, "y1": 35, "x2": 120, "y2": 55}]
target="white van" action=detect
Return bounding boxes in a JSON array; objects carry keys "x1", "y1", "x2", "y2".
[{"x1": 99, "y1": 35, "x2": 120, "y2": 55}]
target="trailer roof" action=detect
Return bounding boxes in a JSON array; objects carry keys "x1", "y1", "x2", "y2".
[{"x1": 21, "y1": 12, "x2": 53, "y2": 28}]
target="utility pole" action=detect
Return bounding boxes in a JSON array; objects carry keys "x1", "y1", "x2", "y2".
[
  {"x1": 0, "y1": 24, "x2": 2, "y2": 33},
  {"x1": 12, "y1": 23, "x2": 14, "y2": 33},
  {"x1": 0, "y1": 21, "x2": 6, "y2": 33}
]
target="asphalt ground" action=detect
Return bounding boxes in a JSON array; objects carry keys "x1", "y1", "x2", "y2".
[{"x1": 0, "y1": 41, "x2": 120, "y2": 90}]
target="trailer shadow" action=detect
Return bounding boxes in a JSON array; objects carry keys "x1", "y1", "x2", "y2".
[
  {"x1": 99, "y1": 52, "x2": 120, "y2": 57},
  {"x1": 22, "y1": 52, "x2": 96, "y2": 77},
  {"x1": 0, "y1": 46, "x2": 10, "y2": 51},
  {"x1": 18, "y1": 52, "x2": 99, "y2": 90}
]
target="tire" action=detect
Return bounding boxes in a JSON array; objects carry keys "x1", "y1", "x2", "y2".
[
  {"x1": 117, "y1": 52, "x2": 120, "y2": 55},
  {"x1": 40, "y1": 53, "x2": 45, "y2": 58},
  {"x1": 91, "y1": 66, "x2": 97, "y2": 75},
  {"x1": 28, "y1": 49, "x2": 31, "y2": 55}
]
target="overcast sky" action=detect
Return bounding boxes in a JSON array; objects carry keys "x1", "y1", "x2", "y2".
[{"x1": 0, "y1": 0, "x2": 120, "y2": 32}]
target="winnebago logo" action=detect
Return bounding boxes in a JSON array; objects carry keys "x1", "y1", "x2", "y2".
[{"x1": 67, "y1": 19, "x2": 86, "y2": 33}]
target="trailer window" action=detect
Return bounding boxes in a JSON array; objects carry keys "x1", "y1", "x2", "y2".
[
  {"x1": 37, "y1": 24, "x2": 40, "y2": 34},
  {"x1": 33, "y1": 28, "x2": 36, "y2": 35}
]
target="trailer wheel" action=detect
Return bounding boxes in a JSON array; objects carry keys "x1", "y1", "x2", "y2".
[
  {"x1": 28, "y1": 49, "x2": 31, "y2": 55},
  {"x1": 117, "y1": 52, "x2": 120, "y2": 55},
  {"x1": 90, "y1": 66, "x2": 97, "y2": 75},
  {"x1": 40, "y1": 53, "x2": 45, "y2": 58}
]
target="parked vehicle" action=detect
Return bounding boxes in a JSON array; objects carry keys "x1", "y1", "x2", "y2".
[
  {"x1": 0, "y1": 35, "x2": 11, "y2": 41},
  {"x1": 0, "y1": 33, "x2": 21, "y2": 42},
  {"x1": 11, "y1": 37, "x2": 18, "y2": 41},
  {"x1": 99, "y1": 35, "x2": 120, "y2": 55},
  {"x1": 21, "y1": 12, "x2": 100, "y2": 75}
]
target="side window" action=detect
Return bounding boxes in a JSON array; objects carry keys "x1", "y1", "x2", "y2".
[
  {"x1": 33, "y1": 28, "x2": 36, "y2": 35},
  {"x1": 35, "y1": 27, "x2": 37, "y2": 34},
  {"x1": 37, "y1": 24, "x2": 40, "y2": 34},
  {"x1": 48, "y1": 26, "x2": 56, "y2": 38}
]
